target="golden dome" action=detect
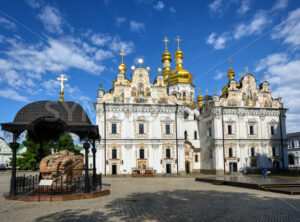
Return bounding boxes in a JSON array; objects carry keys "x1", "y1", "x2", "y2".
[
  {"x1": 227, "y1": 57, "x2": 235, "y2": 81},
  {"x1": 169, "y1": 48, "x2": 193, "y2": 85},
  {"x1": 161, "y1": 37, "x2": 172, "y2": 84}
]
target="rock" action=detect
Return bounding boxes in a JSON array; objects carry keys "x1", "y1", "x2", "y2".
[{"x1": 39, "y1": 150, "x2": 84, "y2": 182}]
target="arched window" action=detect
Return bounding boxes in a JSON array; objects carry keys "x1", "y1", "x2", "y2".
[
  {"x1": 183, "y1": 92, "x2": 186, "y2": 100},
  {"x1": 184, "y1": 111, "x2": 189, "y2": 119},
  {"x1": 184, "y1": 131, "x2": 188, "y2": 140},
  {"x1": 194, "y1": 131, "x2": 197, "y2": 139},
  {"x1": 228, "y1": 148, "x2": 233, "y2": 157}
]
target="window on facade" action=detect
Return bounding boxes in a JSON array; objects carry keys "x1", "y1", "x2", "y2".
[
  {"x1": 251, "y1": 147, "x2": 255, "y2": 157},
  {"x1": 208, "y1": 127, "x2": 212, "y2": 136},
  {"x1": 209, "y1": 149, "x2": 213, "y2": 158},
  {"x1": 111, "y1": 123, "x2": 117, "y2": 134},
  {"x1": 195, "y1": 154, "x2": 198, "y2": 162},
  {"x1": 271, "y1": 126, "x2": 275, "y2": 135},
  {"x1": 229, "y1": 148, "x2": 233, "y2": 157},
  {"x1": 139, "y1": 123, "x2": 144, "y2": 134},
  {"x1": 194, "y1": 114, "x2": 196, "y2": 120},
  {"x1": 228, "y1": 125, "x2": 232, "y2": 135},
  {"x1": 166, "y1": 148, "x2": 171, "y2": 158},
  {"x1": 249, "y1": 125, "x2": 254, "y2": 135},
  {"x1": 165, "y1": 124, "x2": 170, "y2": 134},
  {"x1": 183, "y1": 92, "x2": 186, "y2": 100},
  {"x1": 194, "y1": 131, "x2": 197, "y2": 139},
  {"x1": 184, "y1": 111, "x2": 189, "y2": 119},
  {"x1": 139, "y1": 149, "x2": 145, "y2": 159},
  {"x1": 112, "y1": 148, "x2": 117, "y2": 159},
  {"x1": 184, "y1": 131, "x2": 188, "y2": 139},
  {"x1": 272, "y1": 147, "x2": 276, "y2": 156}
]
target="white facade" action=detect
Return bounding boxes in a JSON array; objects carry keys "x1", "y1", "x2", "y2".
[
  {"x1": 287, "y1": 132, "x2": 300, "y2": 167},
  {"x1": 94, "y1": 56, "x2": 287, "y2": 175},
  {"x1": 0, "y1": 138, "x2": 26, "y2": 168}
]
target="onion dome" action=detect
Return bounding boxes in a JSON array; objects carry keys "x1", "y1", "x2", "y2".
[
  {"x1": 161, "y1": 37, "x2": 172, "y2": 84},
  {"x1": 169, "y1": 37, "x2": 193, "y2": 86},
  {"x1": 227, "y1": 57, "x2": 235, "y2": 81}
]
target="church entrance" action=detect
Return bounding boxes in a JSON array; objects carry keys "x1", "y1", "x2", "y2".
[
  {"x1": 166, "y1": 164, "x2": 171, "y2": 174},
  {"x1": 112, "y1": 164, "x2": 117, "y2": 175},
  {"x1": 229, "y1": 162, "x2": 237, "y2": 172},
  {"x1": 185, "y1": 161, "x2": 190, "y2": 174}
]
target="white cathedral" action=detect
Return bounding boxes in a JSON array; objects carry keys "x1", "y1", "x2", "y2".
[{"x1": 93, "y1": 37, "x2": 288, "y2": 175}]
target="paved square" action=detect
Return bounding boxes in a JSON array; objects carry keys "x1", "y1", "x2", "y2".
[{"x1": 0, "y1": 172, "x2": 300, "y2": 222}]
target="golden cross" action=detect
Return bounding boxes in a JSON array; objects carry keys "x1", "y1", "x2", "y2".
[
  {"x1": 228, "y1": 57, "x2": 232, "y2": 69},
  {"x1": 120, "y1": 49, "x2": 125, "y2": 63},
  {"x1": 214, "y1": 89, "x2": 217, "y2": 95},
  {"x1": 206, "y1": 89, "x2": 208, "y2": 95},
  {"x1": 57, "y1": 74, "x2": 68, "y2": 92},
  {"x1": 262, "y1": 74, "x2": 265, "y2": 82},
  {"x1": 175, "y1": 36, "x2": 182, "y2": 50},
  {"x1": 240, "y1": 72, "x2": 243, "y2": 78},
  {"x1": 198, "y1": 87, "x2": 201, "y2": 94},
  {"x1": 163, "y1": 36, "x2": 169, "y2": 51},
  {"x1": 245, "y1": 67, "x2": 248, "y2": 74}
]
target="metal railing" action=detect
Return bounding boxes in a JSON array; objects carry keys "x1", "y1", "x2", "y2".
[{"x1": 14, "y1": 173, "x2": 104, "y2": 196}]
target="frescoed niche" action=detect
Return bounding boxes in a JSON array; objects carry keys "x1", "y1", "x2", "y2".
[{"x1": 113, "y1": 88, "x2": 124, "y2": 102}]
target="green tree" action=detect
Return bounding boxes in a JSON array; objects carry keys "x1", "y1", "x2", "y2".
[{"x1": 13, "y1": 133, "x2": 75, "y2": 170}]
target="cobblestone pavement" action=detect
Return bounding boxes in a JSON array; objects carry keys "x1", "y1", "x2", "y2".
[{"x1": 0, "y1": 172, "x2": 300, "y2": 222}]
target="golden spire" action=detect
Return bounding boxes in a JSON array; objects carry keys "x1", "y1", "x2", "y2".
[
  {"x1": 162, "y1": 36, "x2": 172, "y2": 84},
  {"x1": 57, "y1": 74, "x2": 68, "y2": 102},
  {"x1": 118, "y1": 49, "x2": 126, "y2": 74},
  {"x1": 227, "y1": 57, "x2": 235, "y2": 81},
  {"x1": 214, "y1": 89, "x2": 217, "y2": 95},
  {"x1": 262, "y1": 74, "x2": 265, "y2": 82},
  {"x1": 245, "y1": 67, "x2": 248, "y2": 74},
  {"x1": 206, "y1": 89, "x2": 208, "y2": 95},
  {"x1": 197, "y1": 87, "x2": 203, "y2": 105},
  {"x1": 120, "y1": 49, "x2": 125, "y2": 63},
  {"x1": 163, "y1": 36, "x2": 169, "y2": 51},
  {"x1": 175, "y1": 36, "x2": 182, "y2": 50}
]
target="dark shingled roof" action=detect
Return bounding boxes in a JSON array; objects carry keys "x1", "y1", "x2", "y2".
[
  {"x1": 287, "y1": 132, "x2": 300, "y2": 138},
  {"x1": 14, "y1": 101, "x2": 91, "y2": 125},
  {"x1": 1, "y1": 101, "x2": 100, "y2": 141}
]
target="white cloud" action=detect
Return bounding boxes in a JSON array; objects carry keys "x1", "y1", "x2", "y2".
[
  {"x1": 169, "y1": 7, "x2": 176, "y2": 14},
  {"x1": 38, "y1": 6, "x2": 64, "y2": 34},
  {"x1": 255, "y1": 53, "x2": 288, "y2": 72},
  {"x1": 233, "y1": 11, "x2": 269, "y2": 39},
  {"x1": 255, "y1": 53, "x2": 300, "y2": 132},
  {"x1": 0, "y1": 88, "x2": 28, "y2": 102},
  {"x1": 206, "y1": 32, "x2": 230, "y2": 49},
  {"x1": 214, "y1": 71, "x2": 225, "y2": 80},
  {"x1": 130, "y1": 20, "x2": 145, "y2": 33},
  {"x1": 153, "y1": 1, "x2": 164, "y2": 11},
  {"x1": 108, "y1": 36, "x2": 134, "y2": 54},
  {"x1": 26, "y1": 0, "x2": 42, "y2": 9},
  {"x1": 272, "y1": 0, "x2": 288, "y2": 11},
  {"x1": 94, "y1": 49, "x2": 114, "y2": 61},
  {"x1": 115, "y1": 17, "x2": 126, "y2": 27},
  {"x1": 271, "y1": 8, "x2": 300, "y2": 49},
  {"x1": 209, "y1": 0, "x2": 223, "y2": 14},
  {"x1": 237, "y1": 0, "x2": 250, "y2": 15},
  {"x1": 0, "y1": 17, "x2": 16, "y2": 30},
  {"x1": 90, "y1": 33, "x2": 111, "y2": 46}
]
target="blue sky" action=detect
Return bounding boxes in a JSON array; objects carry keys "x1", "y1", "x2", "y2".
[{"x1": 0, "y1": 0, "x2": 300, "y2": 134}]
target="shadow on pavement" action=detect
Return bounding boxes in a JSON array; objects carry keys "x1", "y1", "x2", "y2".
[{"x1": 35, "y1": 190, "x2": 300, "y2": 222}]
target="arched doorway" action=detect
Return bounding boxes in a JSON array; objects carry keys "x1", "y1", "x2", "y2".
[
  {"x1": 288, "y1": 154, "x2": 295, "y2": 165},
  {"x1": 185, "y1": 161, "x2": 190, "y2": 174}
]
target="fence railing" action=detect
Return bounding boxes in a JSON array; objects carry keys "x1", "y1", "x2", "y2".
[{"x1": 14, "y1": 173, "x2": 103, "y2": 196}]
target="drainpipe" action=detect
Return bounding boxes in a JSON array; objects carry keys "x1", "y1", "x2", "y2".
[
  {"x1": 104, "y1": 102, "x2": 107, "y2": 176},
  {"x1": 221, "y1": 106, "x2": 226, "y2": 175},
  {"x1": 176, "y1": 104, "x2": 179, "y2": 175}
]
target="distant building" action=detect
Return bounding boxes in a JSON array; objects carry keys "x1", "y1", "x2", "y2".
[
  {"x1": 287, "y1": 132, "x2": 300, "y2": 167},
  {"x1": 0, "y1": 138, "x2": 26, "y2": 168}
]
